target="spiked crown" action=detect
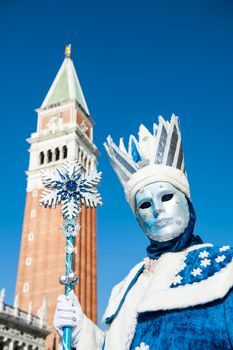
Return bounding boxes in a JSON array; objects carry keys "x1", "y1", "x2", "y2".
[{"x1": 104, "y1": 114, "x2": 190, "y2": 211}]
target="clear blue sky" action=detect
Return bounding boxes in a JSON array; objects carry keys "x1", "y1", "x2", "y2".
[{"x1": 0, "y1": 0, "x2": 233, "y2": 324}]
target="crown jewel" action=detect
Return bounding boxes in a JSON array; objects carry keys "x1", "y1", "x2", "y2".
[{"x1": 104, "y1": 114, "x2": 190, "y2": 211}]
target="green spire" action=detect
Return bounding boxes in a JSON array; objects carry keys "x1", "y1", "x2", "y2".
[
  {"x1": 46, "y1": 68, "x2": 69, "y2": 106},
  {"x1": 41, "y1": 47, "x2": 89, "y2": 115}
]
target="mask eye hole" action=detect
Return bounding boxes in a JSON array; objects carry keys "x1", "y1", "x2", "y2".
[
  {"x1": 139, "y1": 201, "x2": 151, "y2": 209},
  {"x1": 161, "y1": 193, "x2": 174, "y2": 202}
]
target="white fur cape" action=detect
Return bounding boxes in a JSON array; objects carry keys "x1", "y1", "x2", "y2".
[{"x1": 77, "y1": 243, "x2": 233, "y2": 350}]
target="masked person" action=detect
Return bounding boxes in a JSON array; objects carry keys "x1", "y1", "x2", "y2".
[{"x1": 54, "y1": 115, "x2": 233, "y2": 349}]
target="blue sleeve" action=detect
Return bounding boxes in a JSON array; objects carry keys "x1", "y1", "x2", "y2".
[{"x1": 224, "y1": 288, "x2": 233, "y2": 347}]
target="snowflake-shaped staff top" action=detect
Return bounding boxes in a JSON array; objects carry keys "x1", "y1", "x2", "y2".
[{"x1": 39, "y1": 160, "x2": 102, "y2": 220}]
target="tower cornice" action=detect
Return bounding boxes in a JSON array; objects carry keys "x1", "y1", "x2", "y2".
[{"x1": 27, "y1": 125, "x2": 99, "y2": 157}]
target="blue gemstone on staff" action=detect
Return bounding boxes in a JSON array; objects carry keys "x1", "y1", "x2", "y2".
[{"x1": 66, "y1": 180, "x2": 77, "y2": 191}]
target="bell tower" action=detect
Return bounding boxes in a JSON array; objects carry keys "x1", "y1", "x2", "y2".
[{"x1": 15, "y1": 45, "x2": 99, "y2": 349}]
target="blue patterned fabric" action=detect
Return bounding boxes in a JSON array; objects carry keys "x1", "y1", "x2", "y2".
[
  {"x1": 130, "y1": 288, "x2": 233, "y2": 349},
  {"x1": 171, "y1": 245, "x2": 233, "y2": 288}
]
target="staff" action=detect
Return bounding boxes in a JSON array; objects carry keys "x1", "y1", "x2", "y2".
[{"x1": 39, "y1": 160, "x2": 102, "y2": 350}]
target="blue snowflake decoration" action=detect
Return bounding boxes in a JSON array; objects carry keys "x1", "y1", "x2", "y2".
[
  {"x1": 39, "y1": 160, "x2": 102, "y2": 220},
  {"x1": 170, "y1": 245, "x2": 233, "y2": 288}
]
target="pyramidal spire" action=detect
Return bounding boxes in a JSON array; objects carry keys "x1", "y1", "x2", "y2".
[{"x1": 41, "y1": 44, "x2": 89, "y2": 115}]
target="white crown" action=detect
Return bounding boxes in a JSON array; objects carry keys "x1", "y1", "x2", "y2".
[{"x1": 104, "y1": 114, "x2": 190, "y2": 211}]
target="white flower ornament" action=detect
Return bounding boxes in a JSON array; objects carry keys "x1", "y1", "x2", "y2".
[
  {"x1": 215, "y1": 255, "x2": 226, "y2": 263},
  {"x1": 198, "y1": 251, "x2": 209, "y2": 259},
  {"x1": 200, "y1": 258, "x2": 211, "y2": 268},
  {"x1": 219, "y1": 245, "x2": 230, "y2": 252},
  {"x1": 191, "y1": 268, "x2": 202, "y2": 277},
  {"x1": 173, "y1": 275, "x2": 183, "y2": 285},
  {"x1": 135, "y1": 342, "x2": 150, "y2": 350}
]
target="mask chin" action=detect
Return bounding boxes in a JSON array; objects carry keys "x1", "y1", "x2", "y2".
[{"x1": 135, "y1": 182, "x2": 190, "y2": 242}]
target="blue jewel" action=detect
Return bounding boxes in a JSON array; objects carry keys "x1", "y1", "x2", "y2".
[{"x1": 66, "y1": 180, "x2": 77, "y2": 192}]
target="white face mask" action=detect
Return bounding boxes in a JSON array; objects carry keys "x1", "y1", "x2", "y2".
[{"x1": 135, "y1": 182, "x2": 190, "y2": 242}]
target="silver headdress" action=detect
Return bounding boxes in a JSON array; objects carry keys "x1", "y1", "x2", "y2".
[{"x1": 104, "y1": 114, "x2": 190, "y2": 211}]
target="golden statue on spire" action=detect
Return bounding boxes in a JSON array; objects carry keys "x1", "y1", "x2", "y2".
[{"x1": 65, "y1": 44, "x2": 71, "y2": 58}]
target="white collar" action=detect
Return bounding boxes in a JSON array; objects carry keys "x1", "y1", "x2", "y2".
[{"x1": 102, "y1": 243, "x2": 233, "y2": 323}]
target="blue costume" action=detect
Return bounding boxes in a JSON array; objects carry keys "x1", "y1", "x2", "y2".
[
  {"x1": 77, "y1": 207, "x2": 233, "y2": 350},
  {"x1": 99, "y1": 243, "x2": 233, "y2": 350},
  {"x1": 73, "y1": 115, "x2": 233, "y2": 349},
  {"x1": 100, "y1": 203, "x2": 233, "y2": 350}
]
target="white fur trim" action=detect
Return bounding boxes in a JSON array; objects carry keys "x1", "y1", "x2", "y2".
[
  {"x1": 102, "y1": 261, "x2": 144, "y2": 323},
  {"x1": 138, "y1": 258, "x2": 233, "y2": 313},
  {"x1": 124, "y1": 164, "x2": 190, "y2": 212},
  {"x1": 76, "y1": 314, "x2": 104, "y2": 350},
  {"x1": 103, "y1": 244, "x2": 212, "y2": 324}
]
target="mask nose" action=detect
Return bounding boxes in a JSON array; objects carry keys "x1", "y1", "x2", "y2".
[{"x1": 152, "y1": 201, "x2": 163, "y2": 218}]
